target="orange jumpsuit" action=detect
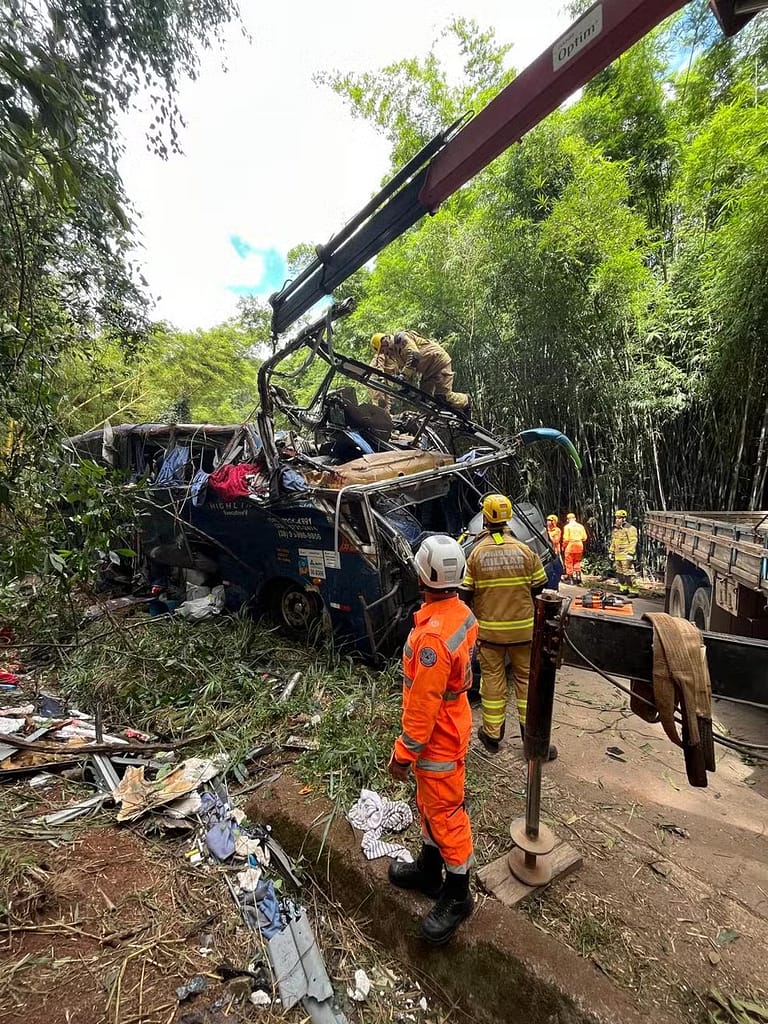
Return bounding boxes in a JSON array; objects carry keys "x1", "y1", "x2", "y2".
[
  {"x1": 547, "y1": 525, "x2": 562, "y2": 556},
  {"x1": 393, "y1": 594, "x2": 477, "y2": 873},
  {"x1": 563, "y1": 520, "x2": 587, "y2": 576}
]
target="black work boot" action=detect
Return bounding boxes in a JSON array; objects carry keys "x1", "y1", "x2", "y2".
[
  {"x1": 520, "y1": 724, "x2": 558, "y2": 762},
  {"x1": 477, "y1": 720, "x2": 504, "y2": 754},
  {"x1": 388, "y1": 843, "x2": 444, "y2": 899},
  {"x1": 421, "y1": 871, "x2": 473, "y2": 945}
]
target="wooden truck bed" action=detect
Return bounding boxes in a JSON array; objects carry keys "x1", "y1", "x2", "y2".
[{"x1": 645, "y1": 510, "x2": 768, "y2": 595}]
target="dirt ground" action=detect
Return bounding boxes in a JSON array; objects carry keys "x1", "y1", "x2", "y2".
[
  {"x1": 462, "y1": 659, "x2": 768, "y2": 1021},
  {"x1": 0, "y1": 775, "x2": 450, "y2": 1024},
  {"x1": 1, "y1": 586, "x2": 766, "y2": 1024}
]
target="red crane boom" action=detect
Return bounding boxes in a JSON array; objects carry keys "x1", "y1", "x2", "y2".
[{"x1": 270, "y1": 0, "x2": 766, "y2": 336}]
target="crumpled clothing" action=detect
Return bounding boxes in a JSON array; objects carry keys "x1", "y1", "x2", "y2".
[
  {"x1": 198, "y1": 790, "x2": 237, "y2": 859},
  {"x1": 190, "y1": 468, "x2": 210, "y2": 507},
  {"x1": 234, "y1": 833, "x2": 270, "y2": 865},
  {"x1": 347, "y1": 788, "x2": 413, "y2": 862},
  {"x1": 156, "y1": 444, "x2": 190, "y2": 486},
  {"x1": 236, "y1": 865, "x2": 263, "y2": 892},
  {"x1": 239, "y1": 879, "x2": 283, "y2": 938},
  {"x1": 209, "y1": 463, "x2": 268, "y2": 501},
  {"x1": 175, "y1": 584, "x2": 225, "y2": 622}
]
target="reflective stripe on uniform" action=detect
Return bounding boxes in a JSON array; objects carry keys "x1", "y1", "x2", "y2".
[
  {"x1": 444, "y1": 613, "x2": 477, "y2": 652},
  {"x1": 472, "y1": 576, "x2": 531, "y2": 590},
  {"x1": 443, "y1": 688, "x2": 468, "y2": 702},
  {"x1": 400, "y1": 731, "x2": 426, "y2": 754},
  {"x1": 404, "y1": 641, "x2": 413, "y2": 657},
  {"x1": 415, "y1": 757, "x2": 456, "y2": 772},
  {"x1": 476, "y1": 616, "x2": 534, "y2": 631},
  {"x1": 446, "y1": 856, "x2": 475, "y2": 874},
  {"x1": 403, "y1": 671, "x2": 413, "y2": 689}
]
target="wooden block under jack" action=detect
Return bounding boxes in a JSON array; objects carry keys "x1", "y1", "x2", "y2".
[{"x1": 477, "y1": 840, "x2": 584, "y2": 907}]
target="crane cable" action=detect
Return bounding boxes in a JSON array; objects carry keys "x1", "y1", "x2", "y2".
[{"x1": 563, "y1": 630, "x2": 768, "y2": 762}]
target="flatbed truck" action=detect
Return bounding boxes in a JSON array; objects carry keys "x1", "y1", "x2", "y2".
[{"x1": 645, "y1": 511, "x2": 768, "y2": 639}]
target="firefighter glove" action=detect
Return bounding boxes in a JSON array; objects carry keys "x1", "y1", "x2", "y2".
[{"x1": 388, "y1": 751, "x2": 411, "y2": 782}]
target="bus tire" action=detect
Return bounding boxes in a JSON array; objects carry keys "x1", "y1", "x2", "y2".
[
  {"x1": 669, "y1": 573, "x2": 699, "y2": 619},
  {"x1": 275, "y1": 582, "x2": 322, "y2": 637},
  {"x1": 688, "y1": 587, "x2": 712, "y2": 631}
]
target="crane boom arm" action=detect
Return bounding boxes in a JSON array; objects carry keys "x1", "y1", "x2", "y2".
[{"x1": 270, "y1": 0, "x2": 762, "y2": 336}]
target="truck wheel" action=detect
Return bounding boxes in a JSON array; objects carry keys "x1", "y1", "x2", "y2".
[
  {"x1": 669, "y1": 573, "x2": 699, "y2": 619},
  {"x1": 277, "y1": 583, "x2": 322, "y2": 637},
  {"x1": 688, "y1": 587, "x2": 711, "y2": 631}
]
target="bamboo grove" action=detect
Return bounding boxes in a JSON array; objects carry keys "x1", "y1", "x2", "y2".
[{"x1": 327, "y1": 6, "x2": 768, "y2": 546}]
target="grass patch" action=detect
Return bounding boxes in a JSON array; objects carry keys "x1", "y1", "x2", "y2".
[{"x1": 55, "y1": 612, "x2": 401, "y2": 804}]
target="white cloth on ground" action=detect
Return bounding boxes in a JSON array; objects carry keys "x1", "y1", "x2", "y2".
[{"x1": 346, "y1": 788, "x2": 413, "y2": 862}]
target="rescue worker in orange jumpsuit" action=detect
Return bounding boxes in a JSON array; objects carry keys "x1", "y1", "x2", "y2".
[
  {"x1": 372, "y1": 331, "x2": 471, "y2": 415},
  {"x1": 462, "y1": 495, "x2": 556, "y2": 759},
  {"x1": 562, "y1": 512, "x2": 587, "y2": 585},
  {"x1": 546, "y1": 514, "x2": 562, "y2": 556},
  {"x1": 388, "y1": 534, "x2": 476, "y2": 944}
]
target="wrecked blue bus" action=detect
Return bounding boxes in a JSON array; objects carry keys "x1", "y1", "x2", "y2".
[{"x1": 66, "y1": 301, "x2": 580, "y2": 658}]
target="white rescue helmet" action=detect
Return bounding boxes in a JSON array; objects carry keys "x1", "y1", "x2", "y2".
[{"x1": 414, "y1": 535, "x2": 466, "y2": 590}]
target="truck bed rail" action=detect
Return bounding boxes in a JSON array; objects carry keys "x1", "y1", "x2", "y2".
[{"x1": 645, "y1": 510, "x2": 768, "y2": 595}]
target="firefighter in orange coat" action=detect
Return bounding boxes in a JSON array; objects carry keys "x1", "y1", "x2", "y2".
[
  {"x1": 562, "y1": 512, "x2": 587, "y2": 584},
  {"x1": 546, "y1": 514, "x2": 562, "y2": 556},
  {"x1": 388, "y1": 534, "x2": 476, "y2": 944}
]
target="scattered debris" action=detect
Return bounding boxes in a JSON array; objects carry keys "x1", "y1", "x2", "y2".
[
  {"x1": 278, "y1": 671, "x2": 303, "y2": 703},
  {"x1": 114, "y1": 755, "x2": 226, "y2": 821},
  {"x1": 175, "y1": 584, "x2": 226, "y2": 622},
  {"x1": 250, "y1": 990, "x2": 271, "y2": 1006},
  {"x1": 716, "y1": 928, "x2": 740, "y2": 946},
  {"x1": 605, "y1": 746, "x2": 627, "y2": 763},
  {"x1": 347, "y1": 788, "x2": 413, "y2": 862},
  {"x1": 176, "y1": 975, "x2": 209, "y2": 1001},
  {"x1": 267, "y1": 901, "x2": 347, "y2": 1023},
  {"x1": 657, "y1": 821, "x2": 690, "y2": 839},
  {"x1": 34, "y1": 792, "x2": 110, "y2": 824},
  {"x1": 348, "y1": 968, "x2": 372, "y2": 1002}
]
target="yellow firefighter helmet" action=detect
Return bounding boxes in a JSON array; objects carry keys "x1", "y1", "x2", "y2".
[{"x1": 481, "y1": 493, "x2": 513, "y2": 525}]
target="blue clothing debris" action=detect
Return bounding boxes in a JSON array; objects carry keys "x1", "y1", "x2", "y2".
[
  {"x1": 156, "y1": 444, "x2": 190, "y2": 486},
  {"x1": 239, "y1": 880, "x2": 283, "y2": 938},
  {"x1": 190, "y1": 468, "x2": 210, "y2": 507}
]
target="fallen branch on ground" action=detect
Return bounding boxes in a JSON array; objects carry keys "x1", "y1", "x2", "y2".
[{"x1": 0, "y1": 732, "x2": 211, "y2": 756}]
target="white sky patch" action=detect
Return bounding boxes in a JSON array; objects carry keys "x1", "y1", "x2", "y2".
[{"x1": 119, "y1": 0, "x2": 570, "y2": 329}]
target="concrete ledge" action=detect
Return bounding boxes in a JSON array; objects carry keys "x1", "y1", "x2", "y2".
[{"x1": 248, "y1": 778, "x2": 673, "y2": 1024}]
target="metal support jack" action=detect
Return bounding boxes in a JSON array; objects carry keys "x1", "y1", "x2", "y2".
[
  {"x1": 478, "y1": 592, "x2": 583, "y2": 906},
  {"x1": 508, "y1": 592, "x2": 567, "y2": 886}
]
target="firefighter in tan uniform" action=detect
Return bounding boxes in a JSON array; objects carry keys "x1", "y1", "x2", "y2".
[
  {"x1": 609, "y1": 509, "x2": 638, "y2": 595},
  {"x1": 462, "y1": 494, "x2": 556, "y2": 759},
  {"x1": 371, "y1": 331, "x2": 470, "y2": 414},
  {"x1": 368, "y1": 334, "x2": 398, "y2": 411}
]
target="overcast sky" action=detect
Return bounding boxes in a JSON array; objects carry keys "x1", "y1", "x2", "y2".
[{"x1": 119, "y1": 1, "x2": 570, "y2": 331}]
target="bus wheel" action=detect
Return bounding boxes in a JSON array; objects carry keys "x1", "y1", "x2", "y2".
[{"x1": 277, "y1": 583, "x2": 322, "y2": 636}]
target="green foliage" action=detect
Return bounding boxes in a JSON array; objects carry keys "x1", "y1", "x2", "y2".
[
  {"x1": 321, "y1": 12, "x2": 768, "y2": 547},
  {"x1": 317, "y1": 19, "x2": 515, "y2": 167},
  {"x1": 0, "y1": 0, "x2": 240, "y2": 588},
  {"x1": 57, "y1": 614, "x2": 399, "y2": 800}
]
